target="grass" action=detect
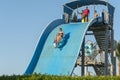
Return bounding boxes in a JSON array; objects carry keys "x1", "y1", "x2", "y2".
[{"x1": 0, "y1": 74, "x2": 120, "y2": 80}]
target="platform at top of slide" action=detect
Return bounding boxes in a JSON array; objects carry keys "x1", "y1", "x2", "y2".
[{"x1": 33, "y1": 22, "x2": 89, "y2": 75}]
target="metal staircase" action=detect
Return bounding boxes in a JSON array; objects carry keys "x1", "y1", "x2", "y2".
[
  {"x1": 93, "y1": 62, "x2": 111, "y2": 76},
  {"x1": 93, "y1": 64, "x2": 105, "y2": 75},
  {"x1": 91, "y1": 26, "x2": 111, "y2": 75},
  {"x1": 93, "y1": 30, "x2": 111, "y2": 51}
]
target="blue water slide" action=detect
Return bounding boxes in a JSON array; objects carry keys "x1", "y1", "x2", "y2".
[
  {"x1": 25, "y1": 19, "x2": 65, "y2": 74},
  {"x1": 25, "y1": 18, "x2": 100, "y2": 75}
]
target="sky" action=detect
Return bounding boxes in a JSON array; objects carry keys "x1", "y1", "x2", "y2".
[{"x1": 0, "y1": 0, "x2": 119, "y2": 75}]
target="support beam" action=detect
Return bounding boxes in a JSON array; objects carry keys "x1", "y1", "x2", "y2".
[
  {"x1": 81, "y1": 37, "x2": 85, "y2": 76},
  {"x1": 110, "y1": 29, "x2": 116, "y2": 76},
  {"x1": 86, "y1": 33, "x2": 94, "y2": 35},
  {"x1": 104, "y1": 30, "x2": 109, "y2": 75},
  {"x1": 85, "y1": 66, "x2": 88, "y2": 76},
  {"x1": 113, "y1": 50, "x2": 116, "y2": 75},
  {"x1": 110, "y1": 29, "x2": 114, "y2": 76}
]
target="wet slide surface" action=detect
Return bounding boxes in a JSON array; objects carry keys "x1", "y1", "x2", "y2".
[{"x1": 33, "y1": 22, "x2": 89, "y2": 75}]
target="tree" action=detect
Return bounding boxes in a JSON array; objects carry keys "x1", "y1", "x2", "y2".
[{"x1": 116, "y1": 41, "x2": 120, "y2": 75}]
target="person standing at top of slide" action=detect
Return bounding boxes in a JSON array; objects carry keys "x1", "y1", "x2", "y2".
[
  {"x1": 83, "y1": 6, "x2": 90, "y2": 22},
  {"x1": 94, "y1": 10, "x2": 99, "y2": 18}
]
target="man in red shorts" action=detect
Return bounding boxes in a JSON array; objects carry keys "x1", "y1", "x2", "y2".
[{"x1": 83, "y1": 6, "x2": 90, "y2": 22}]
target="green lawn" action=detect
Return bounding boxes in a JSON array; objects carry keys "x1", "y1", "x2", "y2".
[{"x1": 0, "y1": 74, "x2": 119, "y2": 80}]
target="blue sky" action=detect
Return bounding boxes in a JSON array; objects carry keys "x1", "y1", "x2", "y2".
[{"x1": 0, "y1": 0, "x2": 119, "y2": 75}]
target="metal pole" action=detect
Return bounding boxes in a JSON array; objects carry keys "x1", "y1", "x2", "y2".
[
  {"x1": 111, "y1": 29, "x2": 116, "y2": 76},
  {"x1": 112, "y1": 29, "x2": 116, "y2": 75},
  {"x1": 113, "y1": 50, "x2": 116, "y2": 75},
  {"x1": 85, "y1": 66, "x2": 88, "y2": 76},
  {"x1": 81, "y1": 37, "x2": 85, "y2": 76},
  {"x1": 104, "y1": 29, "x2": 109, "y2": 75},
  {"x1": 111, "y1": 29, "x2": 114, "y2": 76}
]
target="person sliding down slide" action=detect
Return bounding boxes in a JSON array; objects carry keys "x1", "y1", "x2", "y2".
[
  {"x1": 54, "y1": 28, "x2": 64, "y2": 48},
  {"x1": 54, "y1": 33, "x2": 62, "y2": 48},
  {"x1": 58, "y1": 28, "x2": 64, "y2": 38}
]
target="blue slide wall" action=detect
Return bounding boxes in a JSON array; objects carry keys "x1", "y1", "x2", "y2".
[
  {"x1": 25, "y1": 18, "x2": 99, "y2": 75},
  {"x1": 25, "y1": 19, "x2": 65, "y2": 74}
]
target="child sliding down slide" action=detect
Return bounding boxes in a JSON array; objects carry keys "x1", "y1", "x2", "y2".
[{"x1": 54, "y1": 33, "x2": 62, "y2": 48}]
